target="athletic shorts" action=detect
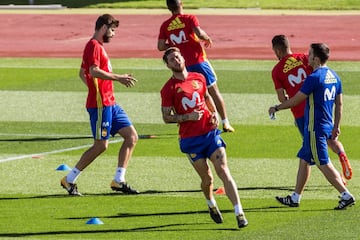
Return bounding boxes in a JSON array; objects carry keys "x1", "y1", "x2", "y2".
[
  {"x1": 179, "y1": 129, "x2": 226, "y2": 162},
  {"x1": 297, "y1": 130, "x2": 331, "y2": 166},
  {"x1": 186, "y1": 60, "x2": 217, "y2": 87},
  {"x1": 87, "y1": 104, "x2": 132, "y2": 140},
  {"x1": 295, "y1": 116, "x2": 305, "y2": 138}
]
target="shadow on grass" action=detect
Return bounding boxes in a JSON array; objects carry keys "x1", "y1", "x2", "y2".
[
  {"x1": 0, "y1": 133, "x2": 176, "y2": 142},
  {"x1": 62, "y1": 209, "x2": 234, "y2": 220},
  {"x1": 0, "y1": 222, "x2": 238, "y2": 238},
  {"x1": 0, "y1": 184, "x2": 335, "y2": 202},
  {"x1": 0, "y1": 186, "x2": 296, "y2": 201},
  {"x1": 0, "y1": 136, "x2": 93, "y2": 142}
]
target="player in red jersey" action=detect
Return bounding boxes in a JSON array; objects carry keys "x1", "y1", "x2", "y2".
[
  {"x1": 160, "y1": 47, "x2": 248, "y2": 228},
  {"x1": 60, "y1": 14, "x2": 139, "y2": 196},
  {"x1": 271, "y1": 35, "x2": 352, "y2": 180},
  {"x1": 158, "y1": 0, "x2": 235, "y2": 133}
]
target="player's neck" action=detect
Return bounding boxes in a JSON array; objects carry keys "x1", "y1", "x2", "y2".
[
  {"x1": 172, "y1": 70, "x2": 188, "y2": 80},
  {"x1": 92, "y1": 33, "x2": 103, "y2": 44}
]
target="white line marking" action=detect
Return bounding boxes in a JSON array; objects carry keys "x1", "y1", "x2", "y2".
[
  {"x1": 0, "y1": 133, "x2": 91, "y2": 138},
  {"x1": 0, "y1": 138, "x2": 123, "y2": 163}
]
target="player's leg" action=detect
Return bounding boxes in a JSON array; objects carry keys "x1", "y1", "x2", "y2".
[
  {"x1": 327, "y1": 139, "x2": 352, "y2": 180},
  {"x1": 210, "y1": 147, "x2": 239, "y2": 206},
  {"x1": 205, "y1": 130, "x2": 247, "y2": 227},
  {"x1": 110, "y1": 104, "x2": 139, "y2": 194},
  {"x1": 293, "y1": 159, "x2": 311, "y2": 198},
  {"x1": 191, "y1": 157, "x2": 223, "y2": 224},
  {"x1": 275, "y1": 159, "x2": 310, "y2": 207},
  {"x1": 318, "y1": 163, "x2": 355, "y2": 209},
  {"x1": 315, "y1": 134, "x2": 354, "y2": 209},
  {"x1": 60, "y1": 107, "x2": 110, "y2": 195},
  {"x1": 276, "y1": 129, "x2": 313, "y2": 207},
  {"x1": 209, "y1": 147, "x2": 248, "y2": 228}
]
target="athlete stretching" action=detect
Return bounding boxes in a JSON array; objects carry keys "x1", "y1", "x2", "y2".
[{"x1": 160, "y1": 47, "x2": 248, "y2": 228}]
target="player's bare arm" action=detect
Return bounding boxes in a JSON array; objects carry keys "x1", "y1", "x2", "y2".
[
  {"x1": 79, "y1": 68, "x2": 88, "y2": 86},
  {"x1": 275, "y1": 88, "x2": 289, "y2": 102},
  {"x1": 269, "y1": 91, "x2": 307, "y2": 115},
  {"x1": 162, "y1": 106, "x2": 204, "y2": 124},
  {"x1": 89, "y1": 65, "x2": 137, "y2": 87},
  {"x1": 204, "y1": 90, "x2": 218, "y2": 126},
  {"x1": 193, "y1": 26, "x2": 212, "y2": 48},
  {"x1": 332, "y1": 93, "x2": 343, "y2": 140},
  {"x1": 157, "y1": 39, "x2": 169, "y2": 51}
]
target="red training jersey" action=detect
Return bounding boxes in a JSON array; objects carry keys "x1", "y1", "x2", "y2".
[
  {"x1": 158, "y1": 14, "x2": 207, "y2": 66},
  {"x1": 160, "y1": 72, "x2": 215, "y2": 139},
  {"x1": 271, "y1": 53, "x2": 313, "y2": 118},
  {"x1": 81, "y1": 38, "x2": 116, "y2": 108}
]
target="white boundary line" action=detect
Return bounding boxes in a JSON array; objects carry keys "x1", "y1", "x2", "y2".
[{"x1": 0, "y1": 138, "x2": 123, "y2": 163}]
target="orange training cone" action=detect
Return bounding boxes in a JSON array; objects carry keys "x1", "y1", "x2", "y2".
[{"x1": 215, "y1": 186, "x2": 226, "y2": 195}]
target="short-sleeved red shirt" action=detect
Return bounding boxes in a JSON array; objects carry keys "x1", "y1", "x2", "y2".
[
  {"x1": 81, "y1": 38, "x2": 115, "y2": 108},
  {"x1": 158, "y1": 14, "x2": 207, "y2": 66},
  {"x1": 160, "y1": 72, "x2": 215, "y2": 139},
  {"x1": 272, "y1": 53, "x2": 313, "y2": 118}
]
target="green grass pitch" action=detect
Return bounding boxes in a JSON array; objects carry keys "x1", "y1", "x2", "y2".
[{"x1": 0, "y1": 58, "x2": 359, "y2": 239}]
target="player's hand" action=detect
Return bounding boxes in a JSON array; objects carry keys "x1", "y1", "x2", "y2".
[
  {"x1": 209, "y1": 112, "x2": 219, "y2": 127},
  {"x1": 268, "y1": 105, "x2": 278, "y2": 120},
  {"x1": 268, "y1": 106, "x2": 277, "y2": 115},
  {"x1": 118, "y1": 73, "x2": 137, "y2": 88},
  {"x1": 190, "y1": 109, "x2": 204, "y2": 121},
  {"x1": 203, "y1": 38, "x2": 212, "y2": 48},
  {"x1": 332, "y1": 127, "x2": 341, "y2": 140}
]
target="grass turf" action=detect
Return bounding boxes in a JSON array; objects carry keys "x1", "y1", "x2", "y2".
[{"x1": 0, "y1": 58, "x2": 359, "y2": 239}]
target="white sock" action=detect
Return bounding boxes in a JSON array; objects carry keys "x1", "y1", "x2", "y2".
[
  {"x1": 222, "y1": 119, "x2": 229, "y2": 125},
  {"x1": 206, "y1": 198, "x2": 217, "y2": 208},
  {"x1": 234, "y1": 204, "x2": 244, "y2": 216},
  {"x1": 291, "y1": 192, "x2": 301, "y2": 203},
  {"x1": 341, "y1": 191, "x2": 352, "y2": 200},
  {"x1": 66, "y1": 168, "x2": 81, "y2": 183},
  {"x1": 114, "y1": 167, "x2": 126, "y2": 183}
]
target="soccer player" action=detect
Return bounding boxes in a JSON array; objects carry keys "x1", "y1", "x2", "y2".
[
  {"x1": 269, "y1": 43, "x2": 355, "y2": 210},
  {"x1": 160, "y1": 47, "x2": 248, "y2": 228},
  {"x1": 271, "y1": 35, "x2": 352, "y2": 180},
  {"x1": 157, "y1": 0, "x2": 235, "y2": 132},
  {"x1": 60, "y1": 14, "x2": 139, "y2": 196}
]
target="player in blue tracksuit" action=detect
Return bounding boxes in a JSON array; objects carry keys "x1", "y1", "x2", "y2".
[{"x1": 268, "y1": 43, "x2": 355, "y2": 210}]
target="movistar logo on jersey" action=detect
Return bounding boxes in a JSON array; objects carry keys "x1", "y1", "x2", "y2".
[
  {"x1": 283, "y1": 57, "x2": 303, "y2": 73},
  {"x1": 167, "y1": 17, "x2": 185, "y2": 31},
  {"x1": 182, "y1": 92, "x2": 201, "y2": 110}
]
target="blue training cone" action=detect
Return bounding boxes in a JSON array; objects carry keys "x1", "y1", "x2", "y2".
[
  {"x1": 56, "y1": 164, "x2": 72, "y2": 171},
  {"x1": 86, "y1": 217, "x2": 104, "y2": 225}
]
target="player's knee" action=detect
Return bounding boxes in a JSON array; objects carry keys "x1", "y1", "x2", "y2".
[{"x1": 201, "y1": 175, "x2": 214, "y2": 188}]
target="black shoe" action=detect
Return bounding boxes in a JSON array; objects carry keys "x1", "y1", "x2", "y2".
[
  {"x1": 223, "y1": 124, "x2": 235, "y2": 133},
  {"x1": 334, "y1": 196, "x2": 355, "y2": 210},
  {"x1": 110, "y1": 180, "x2": 140, "y2": 194},
  {"x1": 236, "y1": 214, "x2": 248, "y2": 228},
  {"x1": 208, "y1": 206, "x2": 223, "y2": 224},
  {"x1": 275, "y1": 195, "x2": 299, "y2": 207},
  {"x1": 60, "y1": 177, "x2": 82, "y2": 196}
]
